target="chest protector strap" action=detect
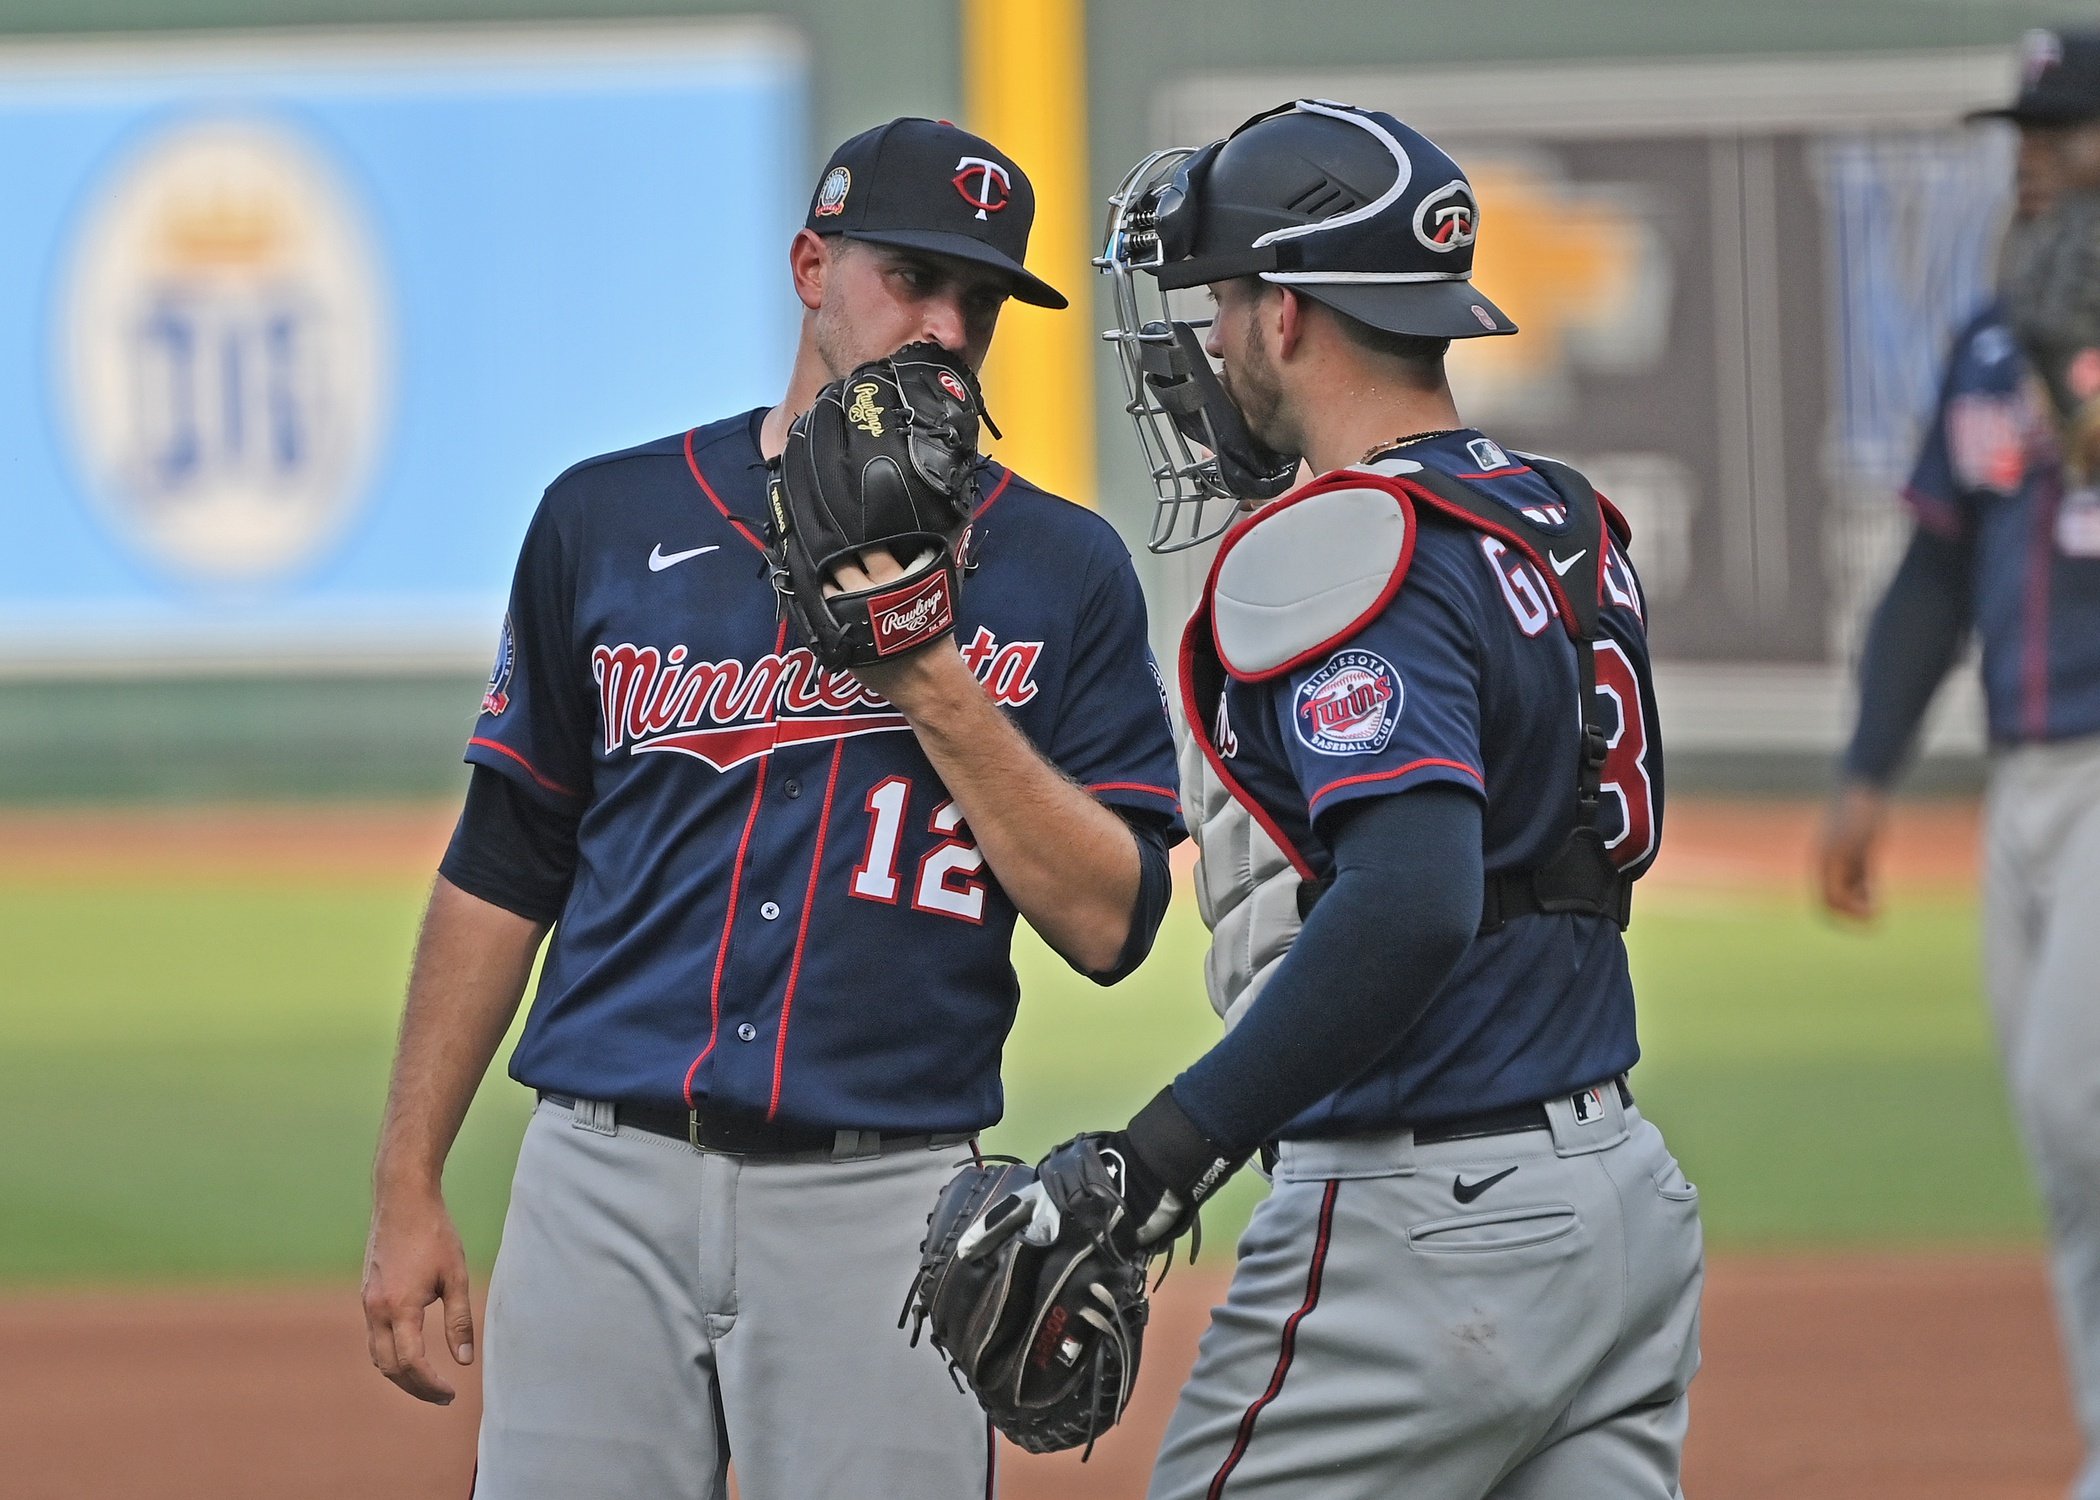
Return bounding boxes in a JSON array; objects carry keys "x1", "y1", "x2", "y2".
[{"x1": 1299, "y1": 454, "x2": 1634, "y2": 933}]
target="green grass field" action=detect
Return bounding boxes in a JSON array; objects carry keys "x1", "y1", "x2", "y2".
[{"x1": 0, "y1": 866, "x2": 2036, "y2": 1286}]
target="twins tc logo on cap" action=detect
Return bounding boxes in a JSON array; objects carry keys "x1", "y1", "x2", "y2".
[
  {"x1": 952, "y1": 156, "x2": 1011, "y2": 220},
  {"x1": 1414, "y1": 181, "x2": 1478, "y2": 252},
  {"x1": 1294, "y1": 648, "x2": 1402, "y2": 755},
  {"x1": 814, "y1": 166, "x2": 851, "y2": 218}
]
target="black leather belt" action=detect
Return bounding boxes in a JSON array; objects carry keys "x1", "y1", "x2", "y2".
[
  {"x1": 540, "y1": 1093, "x2": 975, "y2": 1162},
  {"x1": 1413, "y1": 1076, "x2": 1634, "y2": 1145}
]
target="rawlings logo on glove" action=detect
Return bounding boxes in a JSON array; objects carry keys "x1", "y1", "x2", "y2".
[{"x1": 765, "y1": 342, "x2": 993, "y2": 672}]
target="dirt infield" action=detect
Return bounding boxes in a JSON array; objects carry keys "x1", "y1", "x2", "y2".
[{"x1": 0, "y1": 1253, "x2": 2077, "y2": 1499}]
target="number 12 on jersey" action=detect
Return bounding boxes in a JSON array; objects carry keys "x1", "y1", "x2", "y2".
[{"x1": 850, "y1": 777, "x2": 988, "y2": 923}]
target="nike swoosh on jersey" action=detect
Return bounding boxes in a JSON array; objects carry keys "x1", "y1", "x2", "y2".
[
  {"x1": 648, "y1": 543, "x2": 720, "y2": 572},
  {"x1": 1452, "y1": 1165, "x2": 1519, "y2": 1204},
  {"x1": 1548, "y1": 549, "x2": 1586, "y2": 577}
]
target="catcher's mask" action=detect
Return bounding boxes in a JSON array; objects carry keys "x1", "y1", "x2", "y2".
[{"x1": 1097, "y1": 99, "x2": 1518, "y2": 552}]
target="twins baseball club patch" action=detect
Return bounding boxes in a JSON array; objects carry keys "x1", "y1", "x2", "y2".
[{"x1": 1294, "y1": 649, "x2": 1403, "y2": 755}]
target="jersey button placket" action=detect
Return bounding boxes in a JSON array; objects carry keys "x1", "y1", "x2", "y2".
[
  {"x1": 737, "y1": 1023, "x2": 757, "y2": 1043},
  {"x1": 759, "y1": 900, "x2": 781, "y2": 920}
]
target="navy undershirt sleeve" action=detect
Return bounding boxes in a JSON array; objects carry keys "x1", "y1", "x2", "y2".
[
  {"x1": 1841, "y1": 524, "x2": 1974, "y2": 787},
  {"x1": 439, "y1": 763, "x2": 582, "y2": 924},
  {"x1": 1170, "y1": 784, "x2": 1483, "y2": 1154},
  {"x1": 1084, "y1": 810, "x2": 1176, "y2": 986}
]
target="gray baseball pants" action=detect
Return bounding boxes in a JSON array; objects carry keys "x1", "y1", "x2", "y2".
[
  {"x1": 1985, "y1": 736, "x2": 2100, "y2": 1500},
  {"x1": 472, "y1": 1096, "x2": 991, "y2": 1500},
  {"x1": 1146, "y1": 1090, "x2": 1703, "y2": 1500}
]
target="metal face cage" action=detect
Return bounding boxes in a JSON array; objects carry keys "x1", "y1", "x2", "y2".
[{"x1": 1096, "y1": 148, "x2": 1286, "y2": 554}]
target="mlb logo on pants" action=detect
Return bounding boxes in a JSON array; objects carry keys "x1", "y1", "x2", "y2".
[{"x1": 1571, "y1": 1086, "x2": 1606, "y2": 1125}]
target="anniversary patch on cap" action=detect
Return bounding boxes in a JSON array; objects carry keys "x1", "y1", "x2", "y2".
[{"x1": 814, "y1": 165, "x2": 850, "y2": 218}]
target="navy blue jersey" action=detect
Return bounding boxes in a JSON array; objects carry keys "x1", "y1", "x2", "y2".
[
  {"x1": 468, "y1": 409, "x2": 1182, "y2": 1133},
  {"x1": 1905, "y1": 304, "x2": 2100, "y2": 743},
  {"x1": 1189, "y1": 433, "x2": 1660, "y2": 1133}
]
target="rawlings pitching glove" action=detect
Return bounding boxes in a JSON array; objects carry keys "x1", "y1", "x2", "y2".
[{"x1": 765, "y1": 341, "x2": 993, "y2": 671}]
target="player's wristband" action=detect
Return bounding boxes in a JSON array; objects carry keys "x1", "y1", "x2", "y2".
[{"x1": 1123, "y1": 1085, "x2": 1242, "y2": 1219}]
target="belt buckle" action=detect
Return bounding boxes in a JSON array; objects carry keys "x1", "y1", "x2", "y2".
[{"x1": 688, "y1": 1110, "x2": 743, "y2": 1155}]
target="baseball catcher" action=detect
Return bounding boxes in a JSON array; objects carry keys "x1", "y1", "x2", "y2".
[
  {"x1": 903, "y1": 1098, "x2": 1232, "y2": 1458},
  {"x1": 765, "y1": 341, "x2": 994, "y2": 670}
]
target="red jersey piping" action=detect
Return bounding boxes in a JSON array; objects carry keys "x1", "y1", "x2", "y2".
[
  {"x1": 1086, "y1": 780, "x2": 1182, "y2": 807},
  {"x1": 684, "y1": 428, "x2": 769, "y2": 556},
  {"x1": 1309, "y1": 758, "x2": 1484, "y2": 811},
  {"x1": 768, "y1": 737, "x2": 847, "y2": 1120},
  {"x1": 682, "y1": 618, "x2": 789, "y2": 1108},
  {"x1": 974, "y1": 466, "x2": 1015, "y2": 518},
  {"x1": 467, "y1": 738, "x2": 576, "y2": 798}
]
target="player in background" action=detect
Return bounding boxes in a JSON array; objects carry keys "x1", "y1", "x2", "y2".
[
  {"x1": 1821, "y1": 31, "x2": 2100, "y2": 1500},
  {"x1": 1029, "y1": 100, "x2": 1704, "y2": 1497},
  {"x1": 358, "y1": 118, "x2": 1182, "y2": 1499}
]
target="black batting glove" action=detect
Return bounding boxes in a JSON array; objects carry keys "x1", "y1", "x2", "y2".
[{"x1": 1036, "y1": 1087, "x2": 1243, "y2": 1254}]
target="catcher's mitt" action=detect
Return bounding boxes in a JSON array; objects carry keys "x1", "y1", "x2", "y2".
[
  {"x1": 766, "y1": 341, "x2": 991, "y2": 671},
  {"x1": 901, "y1": 1152, "x2": 1149, "y2": 1459}
]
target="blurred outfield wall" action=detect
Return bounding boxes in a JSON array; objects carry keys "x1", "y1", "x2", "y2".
[{"x1": 4, "y1": 0, "x2": 2093, "y2": 800}]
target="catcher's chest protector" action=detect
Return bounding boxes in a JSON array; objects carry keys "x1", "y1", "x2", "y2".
[
  {"x1": 1180, "y1": 712, "x2": 1302, "y2": 1027},
  {"x1": 1179, "y1": 453, "x2": 1629, "y2": 993}
]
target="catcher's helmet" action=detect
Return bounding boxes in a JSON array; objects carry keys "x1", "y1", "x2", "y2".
[{"x1": 1098, "y1": 100, "x2": 1515, "y2": 550}]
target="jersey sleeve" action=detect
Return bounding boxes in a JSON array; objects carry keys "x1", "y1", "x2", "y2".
[
  {"x1": 1904, "y1": 321, "x2": 2018, "y2": 541},
  {"x1": 1264, "y1": 564, "x2": 1484, "y2": 832},
  {"x1": 464, "y1": 495, "x2": 592, "y2": 807},
  {"x1": 1043, "y1": 536, "x2": 1185, "y2": 833}
]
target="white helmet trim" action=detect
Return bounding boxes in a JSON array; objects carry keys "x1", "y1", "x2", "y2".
[
  {"x1": 1261, "y1": 269, "x2": 1475, "y2": 285},
  {"x1": 1249, "y1": 100, "x2": 1416, "y2": 249}
]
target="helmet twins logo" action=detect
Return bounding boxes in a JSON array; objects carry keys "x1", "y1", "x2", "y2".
[
  {"x1": 952, "y1": 156, "x2": 1011, "y2": 221},
  {"x1": 1294, "y1": 649, "x2": 1403, "y2": 756},
  {"x1": 591, "y1": 627, "x2": 1043, "y2": 773},
  {"x1": 1414, "y1": 181, "x2": 1478, "y2": 253}
]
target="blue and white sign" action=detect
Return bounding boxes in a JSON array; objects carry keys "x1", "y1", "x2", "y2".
[{"x1": 0, "y1": 24, "x2": 807, "y2": 666}]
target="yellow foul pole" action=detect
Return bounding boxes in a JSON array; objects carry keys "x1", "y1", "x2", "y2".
[{"x1": 962, "y1": 0, "x2": 1095, "y2": 505}]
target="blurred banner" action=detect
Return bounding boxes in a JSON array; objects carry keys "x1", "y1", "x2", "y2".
[
  {"x1": 0, "y1": 23, "x2": 806, "y2": 671},
  {"x1": 1161, "y1": 51, "x2": 2015, "y2": 669}
]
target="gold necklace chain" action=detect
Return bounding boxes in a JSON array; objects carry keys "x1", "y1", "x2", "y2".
[{"x1": 1359, "y1": 428, "x2": 1462, "y2": 465}]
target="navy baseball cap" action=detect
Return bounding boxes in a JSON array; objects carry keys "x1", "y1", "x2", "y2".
[
  {"x1": 805, "y1": 117, "x2": 1069, "y2": 310},
  {"x1": 1970, "y1": 28, "x2": 2100, "y2": 126},
  {"x1": 1145, "y1": 99, "x2": 1514, "y2": 340}
]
